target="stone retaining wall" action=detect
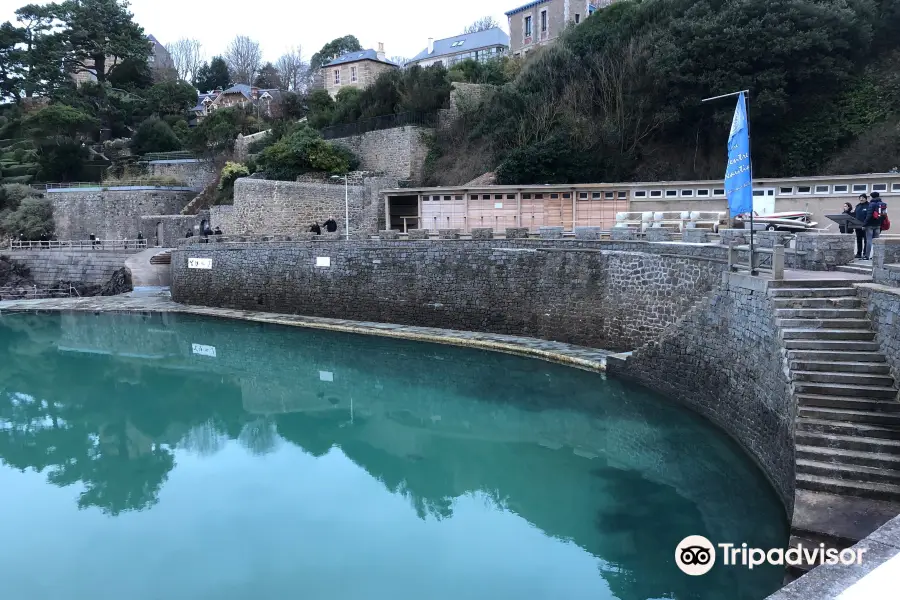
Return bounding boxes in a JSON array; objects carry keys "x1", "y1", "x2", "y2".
[
  {"x1": 147, "y1": 160, "x2": 217, "y2": 188},
  {"x1": 328, "y1": 126, "x2": 429, "y2": 182},
  {"x1": 607, "y1": 273, "x2": 796, "y2": 511},
  {"x1": 139, "y1": 211, "x2": 210, "y2": 247},
  {"x1": 4, "y1": 250, "x2": 134, "y2": 287},
  {"x1": 858, "y1": 283, "x2": 900, "y2": 383},
  {"x1": 171, "y1": 240, "x2": 728, "y2": 351},
  {"x1": 49, "y1": 190, "x2": 195, "y2": 241}
]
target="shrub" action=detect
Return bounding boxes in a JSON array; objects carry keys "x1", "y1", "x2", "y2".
[
  {"x1": 0, "y1": 184, "x2": 38, "y2": 211},
  {"x1": 256, "y1": 125, "x2": 357, "y2": 180},
  {"x1": 35, "y1": 139, "x2": 88, "y2": 182},
  {"x1": 215, "y1": 161, "x2": 250, "y2": 205},
  {"x1": 2, "y1": 198, "x2": 54, "y2": 240},
  {"x1": 131, "y1": 117, "x2": 183, "y2": 155}
]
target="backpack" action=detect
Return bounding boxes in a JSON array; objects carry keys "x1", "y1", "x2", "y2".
[{"x1": 883, "y1": 213, "x2": 891, "y2": 231}]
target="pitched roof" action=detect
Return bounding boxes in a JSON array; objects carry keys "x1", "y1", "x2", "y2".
[
  {"x1": 324, "y1": 49, "x2": 399, "y2": 68},
  {"x1": 505, "y1": 0, "x2": 550, "y2": 16},
  {"x1": 408, "y1": 28, "x2": 510, "y2": 64}
]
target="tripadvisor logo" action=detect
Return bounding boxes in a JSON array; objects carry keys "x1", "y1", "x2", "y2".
[{"x1": 675, "y1": 535, "x2": 867, "y2": 576}]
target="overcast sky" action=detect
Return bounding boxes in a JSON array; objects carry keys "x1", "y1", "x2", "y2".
[{"x1": 0, "y1": 0, "x2": 517, "y2": 62}]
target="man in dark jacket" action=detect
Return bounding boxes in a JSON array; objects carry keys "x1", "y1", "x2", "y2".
[
  {"x1": 323, "y1": 217, "x2": 338, "y2": 233},
  {"x1": 863, "y1": 191, "x2": 888, "y2": 259},
  {"x1": 853, "y1": 194, "x2": 869, "y2": 259}
]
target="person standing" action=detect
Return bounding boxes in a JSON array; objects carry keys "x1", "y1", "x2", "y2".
[
  {"x1": 323, "y1": 217, "x2": 338, "y2": 233},
  {"x1": 853, "y1": 194, "x2": 869, "y2": 259},
  {"x1": 840, "y1": 202, "x2": 854, "y2": 234}
]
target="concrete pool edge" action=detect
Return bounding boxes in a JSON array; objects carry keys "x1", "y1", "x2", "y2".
[{"x1": 0, "y1": 294, "x2": 612, "y2": 373}]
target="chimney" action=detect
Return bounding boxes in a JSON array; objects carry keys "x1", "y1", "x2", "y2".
[
  {"x1": 428, "y1": 38, "x2": 434, "y2": 54},
  {"x1": 377, "y1": 42, "x2": 386, "y2": 61}
]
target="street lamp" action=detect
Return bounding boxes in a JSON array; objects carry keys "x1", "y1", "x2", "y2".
[{"x1": 331, "y1": 174, "x2": 350, "y2": 240}]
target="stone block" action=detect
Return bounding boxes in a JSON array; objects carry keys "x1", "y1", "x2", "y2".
[
  {"x1": 438, "y1": 229, "x2": 460, "y2": 240},
  {"x1": 539, "y1": 226, "x2": 564, "y2": 239},
  {"x1": 755, "y1": 231, "x2": 792, "y2": 248},
  {"x1": 470, "y1": 228, "x2": 493, "y2": 240},
  {"x1": 610, "y1": 227, "x2": 638, "y2": 241},
  {"x1": 682, "y1": 228, "x2": 711, "y2": 243},
  {"x1": 574, "y1": 227, "x2": 603, "y2": 240},
  {"x1": 378, "y1": 230, "x2": 400, "y2": 240},
  {"x1": 407, "y1": 229, "x2": 430, "y2": 240},
  {"x1": 295, "y1": 233, "x2": 315, "y2": 241},
  {"x1": 505, "y1": 227, "x2": 530, "y2": 239},
  {"x1": 720, "y1": 229, "x2": 747, "y2": 247},
  {"x1": 646, "y1": 228, "x2": 673, "y2": 242}
]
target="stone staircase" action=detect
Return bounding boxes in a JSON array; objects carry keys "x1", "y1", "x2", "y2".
[
  {"x1": 773, "y1": 277, "x2": 900, "y2": 575},
  {"x1": 836, "y1": 259, "x2": 873, "y2": 277},
  {"x1": 149, "y1": 251, "x2": 172, "y2": 265}
]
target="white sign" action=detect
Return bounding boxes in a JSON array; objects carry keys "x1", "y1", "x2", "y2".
[
  {"x1": 319, "y1": 370, "x2": 334, "y2": 382},
  {"x1": 192, "y1": 344, "x2": 217, "y2": 357},
  {"x1": 188, "y1": 257, "x2": 212, "y2": 269},
  {"x1": 316, "y1": 257, "x2": 331, "y2": 268},
  {"x1": 494, "y1": 202, "x2": 503, "y2": 209}
]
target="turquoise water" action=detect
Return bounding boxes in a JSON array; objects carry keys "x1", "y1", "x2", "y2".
[{"x1": 0, "y1": 312, "x2": 787, "y2": 600}]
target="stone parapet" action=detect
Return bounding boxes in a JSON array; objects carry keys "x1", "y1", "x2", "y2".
[
  {"x1": 378, "y1": 230, "x2": 400, "y2": 240},
  {"x1": 574, "y1": 226, "x2": 602, "y2": 240},
  {"x1": 872, "y1": 238, "x2": 900, "y2": 285},
  {"x1": 610, "y1": 228, "x2": 638, "y2": 241},
  {"x1": 470, "y1": 227, "x2": 493, "y2": 240},
  {"x1": 682, "y1": 228, "x2": 711, "y2": 243},
  {"x1": 407, "y1": 229, "x2": 429, "y2": 240},
  {"x1": 505, "y1": 227, "x2": 529, "y2": 239},
  {"x1": 539, "y1": 226, "x2": 564, "y2": 239},
  {"x1": 438, "y1": 229, "x2": 460, "y2": 239},
  {"x1": 646, "y1": 228, "x2": 673, "y2": 242}
]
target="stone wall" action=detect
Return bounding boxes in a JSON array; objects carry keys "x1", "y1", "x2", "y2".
[
  {"x1": 4, "y1": 249, "x2": 134, "y2": 287},
  {"x1": 139, "y1": 210, "x2": 210, "y2": 247},
  {"x1": 49, "y1": 190, "x2": 195, "y2": 241},
  {"x1": 872, "y1": 238, "x2": 900, "y2": 285},
  {"x1": 147, "y1": 160, "x2": 217, "y2": 188},
  {"x1": 171, "y1": 240, "x2": 727, "y2": 351},
  {"x1": 858, "y1": 283, "x2": 900, "y2": 383},
  {"x1": 209, "y1": 205, "x2": 235, "y2": 235},
  {"x1": 329, "y1": 126, "x2": 429, "y2": 182},
  {"x1": 234, "y1": 130, "x2": 270, "y2": 161},
  {"x1": 229, "y1": 177, "x2": 395, "y2": 239},
  {"x1": 606, "y1": 273, "x2": 796, "y2": 511}
]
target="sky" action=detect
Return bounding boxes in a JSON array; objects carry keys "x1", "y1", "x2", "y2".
[{"x1": 0, "y1": 0, "x2": 518, "y2": 63}]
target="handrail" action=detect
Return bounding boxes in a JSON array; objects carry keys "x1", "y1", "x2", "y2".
[
  {"x1": 8, "y1": 239, "x2": 148, "y2": 251},
  {"x1": 321, "y1": 111, "x2": 440, "y2": 139},
  {"x1": 142, "y1": 151, "x2": 197, "y2": 161},
  {"x1": 0, "y1": 284, "x2": 81, "y2": 300},
  {"x1": 32, "y1": 179, "x2": 189, "y2": 191}
]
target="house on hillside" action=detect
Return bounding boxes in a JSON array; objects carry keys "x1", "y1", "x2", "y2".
[
  {"x1": 71, "y1": 34, "x2": 175, "y2": 85},
  {"x1": 321, "y1": 43, "x2": 399, "y2": 98},
  {"x1": 190, "y1": 85, "x2": 284, "y2": 123},
  {"x1": 406, "y1": 28, "x2": 510, "y2": 68},
  {"x1": 505, "y1": 0, "x2": 610, "y2": 56}
]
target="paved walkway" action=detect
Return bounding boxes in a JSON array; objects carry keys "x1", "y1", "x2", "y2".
[
  {"x1": 124, "y1": 248, "x2": 172, "y2": 288},
  {"x1": 0, "y1": 293, "x2": 612, "y2": 371}
]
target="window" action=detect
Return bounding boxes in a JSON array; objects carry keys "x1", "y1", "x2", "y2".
[
  {"x1": 592, "y1": 192, "x2": 602, "y2": 199},
  {"x1": 797, "y1": 186, "x2": 812, "y2": 194},
  {"x1": 697, "y1": 189, "x2": 710, "y2": 197},
  {"x1": 524, "y1": 15, "x2": 532, "y2": 37},
  {"x1": 752, "y1": 190, "x2": 764, "y2": 197},
  {"x1": 604, "y1": 192, "x2": 615, "y2": 199},
  {"x1": 495, "y1": 194, "x2": 503, "y2": 200},
  {"x1": 431, "y1": 195, "x2": 440, "y2": 201},
  {"x1": 713, "y1": 189, "x2": 725, "y2": 196},
  {"x1": 893, "y1": 183, "x2": 900, "y2": 192},
  {"x1": 650, "y1": 190, "x2": 663, "y2": 198},
  {"x1": 451, "y1": 41, "x2": 465, "y2": 47},
  {"x1": 482, "y1": 195, "x2": 491, "y2": 200},
  {"x1": 852, "y1": 184, "x2": 868, "y2": 193},
  {"x1": 333, "y1": 69, "x2": 340, "y2": 85},
  {"x1": 681, "y1": 189, "x2": 694, "y2": 197},
  {"x1": 873, "y1": 183, "x2": 888, "y2": 192},
  {"x1": 563, "y1": 193, "x2": 571, "y2": 199},
  {"x1": 455, "y1": 195, "x2": 463, "y2": 201},
  {"x1": 579, "y1": 192, "x2": 588, "y2": 199},
  {"x1": 350, "y1": 66, "x2": 357, "y2": 83},
  {"x1": 575, "y1": 13, "x2": 580, "y2": 23},
  {"x1": 541, "y1": 10, "x2": 548, "y2": 33},
  {"x1": 665, "y1": 190, "x2": 677, "y2": 197},
  {"x1": 443, "y1": 195, "x2": 452, "y2": 201},
  {"x1": 522, "y1": 193, "x2": 532, "y2": 199},
  {"x1": 834, "y1": 184, "x2": 849, "y2": 193},
  {"x1": 779, "y1": 187, "x2": 794, "y2": 195},
  {"x1": 633, "y1": 191, "x2": 647, "y2": 198},
  {"x1": 506, "y1": 194, "x2": 516, "y2": 200},
  {"x1": 469, "y1": 194, "x2": 478, "y2": 200},
  {"x1": 815, "y1": 185, "x2": 830, "y2": 193},
  {"x1": 535, "y1": 193, "x2": 544, "y2": 199},
  {"x1": 550, "y1": 193, "x2": 559, "y2": 199},
  {"x1": 617, "y1": 191, "x2": 627, "y2": 199}
]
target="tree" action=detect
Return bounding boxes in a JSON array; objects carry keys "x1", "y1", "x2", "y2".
[
  {"x1": 256, "y1": 124, "x2": 356, "y2": 180},
  {"x1": 107, "y1": 56, "x2": 153, "y2": 90},
  {"x1": 131, "y1": 116, "x2": 182, "y2": 154},
  {"x1": 389, "y1": 56, "x2": 408, "y2": 68},
  {"x1": 463, "y1": 16, "x2": 499, "y2": 34},
  {"x1": 24, "y1": 104, "x2": 98, "y2": 139},
  {"x1": 254, "y1": 62, "x2": 282, "y2": 89},
  {"x1": 309, "y1": 35, "x2": 362, "y2": 72},
  {"x1": 52, "y1": 0, "x2": 150, "y2": 85},
  {"x1": 194, "y1": 56, "x2": 231, "y2": 91},
  {"x1": 3, "y1": 197, "x2": 55, "y2": 240},
  {"x1": 166, "y1": 38, "x2": 203, "y2": 82},
  {"x1": 143, "y1": 80, "x2": 197, "y2": 116},
  {"x1": 224, "y1": 35, "x2": 262, "y2": 84},
  {"x1": 275, "y1": 47, "x2": 309, "y2": 92},
  {"x1": 305, "y1": 88, "x2": 335, "y2": 129},
  {"x1": 0, "y1": 22, "x2": 26, "y2": 103},
  {"x1": 0, "y1": 4, "x2": 67, "y2": 103}
]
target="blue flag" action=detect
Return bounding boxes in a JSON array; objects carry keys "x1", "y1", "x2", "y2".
[{"x1": 725, "y1": 92, "x2": 752, "y2": 218}]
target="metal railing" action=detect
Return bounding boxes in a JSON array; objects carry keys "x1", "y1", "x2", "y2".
[
  {"x1": 0, "y1": 285, "x2": 81, "y2": 300},
  {"x1": 728, "y1": 243, "x2": 785, "y2": 280},
  {"x1": 321, "y1": 111, "x2": 440, "y2": 139},
  {"x1": 142, "y1": 151, "x2": 198, "y2": 161},
  {"x1": 8, "y1": 239, "x2": 148, "y2": 251},
  {"x1": 32, "y1": 179, "x2": 190, "y2": 192}
]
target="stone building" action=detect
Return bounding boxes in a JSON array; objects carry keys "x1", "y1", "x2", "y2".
[
  {"x1": 406, "y1": 28, "x2": 510, "y2": 68},
  {"x1": 322, "y1": 44, "x2": 399, "y2": 98},
  {"x1": 505, "y1": 0, "x2": 611, "y2": 56},
  {"x1": 191, "y1": 85, "x2": 284, "y2": 122},
  {"x1": 71, "y1": 34, "x2": 174, "y2": 85}
]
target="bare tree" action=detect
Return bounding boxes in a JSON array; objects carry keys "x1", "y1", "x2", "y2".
[
  {"x1": 166, "y1": 38, "x2": 204, "y2": 83},
  {"x1": 224, "y1": 35, "x2": 263, "y2": 85},
  {"x1": 389, "y1": 56, "x2": 408, "y2": 68},
  {"x1": 275, "y1": 46, "x2": 310, "y2": 92},
  {"x1": 463, "y1": 16, "x2": 499, "y2": 34}
]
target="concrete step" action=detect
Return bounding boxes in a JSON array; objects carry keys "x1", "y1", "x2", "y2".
[
  {"x1": 836, "y1": 265, "x2": 874, "y2": 275},
  {"x1": 799, "y1": 406, "x2": 900, "y2": 426},
  {"x1": 776, "y1": 308, "x2": 868, "y2": 319},
  {"x1": 793, "y1": 381, "x2": 897, "y2": 399},
  {"x1": 792, "y1": 370, "x2": 895, "y2": 387},
  {"x1": 790, "y1": 360, "x2": 891, "y2": 374},
  {"x1": 784, "y1": 340, "x2": 881, "y2": 352},
  {"x1": 797, "y1": 418, "x2": 900, "y2": 440},
  {"x1": 797, "y1": 444, "x2": 900, "y2": 470},
  {"x1": 770, "y1": 279, "x2": 864, "y2": 289},
  {"x1": 796, "y1": 458, "x2": 900, "y2": 485},
  {"x1": 770, "y1": 287, "x2": 857, "y2": 298},
  {"x1": 777, "y1": 318, "x2": 871, "y2": 329},
  {"x1": 782, "y1": 329, "x2": 875, "y2": 341},
  {"x1": 773, "y1": 297, "x2": 861, "y2": 309},
  {"x1": 796, "y1": 473, "x2": 900, "y2": 502},
  {"x1": 788, "y1": 350, "x2": 886, "y2": 363},
  {"x1": 796, "y1": 430, "x2": 900, "y2": 454},
  {"x1": 797, "y1": 394, "x2": 900, "y2": 413}
]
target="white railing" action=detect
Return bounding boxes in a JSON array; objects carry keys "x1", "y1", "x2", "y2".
[
  {"x1": 8, "y1": 239, "x2": 148, "y2": 251},
  {"x1": 0, "y1": 285, "x2": 81, "y2": 300}
]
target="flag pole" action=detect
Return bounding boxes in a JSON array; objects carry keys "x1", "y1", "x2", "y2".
[{"x1": 702, "y1": 89, "x2": 755, "y2": 275}]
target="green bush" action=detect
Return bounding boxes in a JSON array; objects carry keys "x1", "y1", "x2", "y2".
[
  {"x1": 189, "y1": 107, "x2": 259, "y2": 156},
  {"x1": 256, "y1": 125, "x2": 357, "y2": 181},
  {"x1": 35, "y1": 138, "x2": 88, "y2": 182},
  {"x1": 131, "y1": 117, "x2": 183, "y2": 155},
  {"x1": 0, "y1": 183, "x2": 38, "y2": 211},
  {"x1": 215, "y1": 161, "x2": 250, "y2": 205},
  {"x1": 2, "y1": 197, "x2": 54, "y2": 240}
]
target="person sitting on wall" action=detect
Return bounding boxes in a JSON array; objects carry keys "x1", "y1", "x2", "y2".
[
  {"x1": 323, "y1": 217, "x2": 338, "y2": 233},
  {"x1": 214, "y1": 227, "x2": 222, "y2": 235},
  {"x1": 185, "y1": 230, "x2": 192, "y2": 238},
  {"x1": 310, "y1": 222, "x2": 322, "y2": 235}
]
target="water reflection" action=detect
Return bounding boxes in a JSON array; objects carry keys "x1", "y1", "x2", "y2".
[{"x1": 0, "y1": 312, "x2": 788, "y2": 599}]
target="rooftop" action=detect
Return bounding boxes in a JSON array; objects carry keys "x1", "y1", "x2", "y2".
[
  {"x1": 409, "y1": 27, "x2": 511, "y2": 63},
  {"x1": 505, "y1": 0, "x2": 551, "y2": 16},
  {"x1": 324, "y1": 49, "x2": 399, "y2": 68}
]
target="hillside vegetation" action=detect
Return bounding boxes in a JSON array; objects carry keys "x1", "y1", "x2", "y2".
[{"x1": 424, "y1": 0, "x2": 900, "y2": 185}]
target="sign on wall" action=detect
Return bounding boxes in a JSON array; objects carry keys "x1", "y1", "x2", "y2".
[
  {"x1": 319, "y1": 370, "x2": 334, "y2": 382},
  {"x1": 316, "y1": 257, "x2": 331, "y2": 268},
  {"x1": 192, "y1": 343, "x2": 217, "y2": 357},
  {"x1": 188, "y1": 257, "x2": 212, "y2": 269}
]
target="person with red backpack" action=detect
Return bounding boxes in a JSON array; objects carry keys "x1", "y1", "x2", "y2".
[{"x1": 863, "y1": 191, "x2": 889, "y2": 259}]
